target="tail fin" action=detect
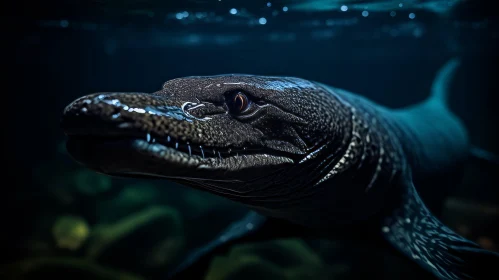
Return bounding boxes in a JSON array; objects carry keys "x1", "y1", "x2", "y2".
[
  {"x1": 429, "y1": 58, "x2": 461, "y2": 107},
  {"x1": 430, "y1": 59, "x2": 499, "y2": 167}
]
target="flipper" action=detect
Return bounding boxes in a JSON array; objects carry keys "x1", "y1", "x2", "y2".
[
  {"x1": 381, "y1": 172, "x2": 499, "y2": 280},
  {"x1": 167, "y1": 211, "x2": 311, "y2": 280}
]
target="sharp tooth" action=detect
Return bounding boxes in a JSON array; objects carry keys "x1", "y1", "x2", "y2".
[
  {"x1": 213, "y1": 149, "x2": 216, "y2": 156},
  {"x1": 175, "y1": 142, "x2": 179, "y2": 149},
  {"x1": 167, "y1": 136, "x2": 171, "y2": 142},
  {"x1": 218, "y1": 151, "x2": 222, "y2": 160},
  {"x1": 200, "y1": 146, "x2": 205, "y2": 159},
  {"x1": 188, "y1": 144, "x2": 192, "y2": 156},
  {"x1": 146, "y1": 133, "x2": 151, "y2": 143},
  {"x1": 228, "y1": 148, "x2": 232, "y2": 154},
  {"x1": 152, "y1": 138, "x2": 156, "y2": 143}
]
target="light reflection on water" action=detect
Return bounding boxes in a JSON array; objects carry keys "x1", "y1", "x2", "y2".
[{"x1": 32, "y1": 0, "x2": 494, "y2": 51}]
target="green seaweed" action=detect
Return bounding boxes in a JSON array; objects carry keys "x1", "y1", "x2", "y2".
[
  {"x1": 85, "y1": 206, "x2": 184, "y2": 261},
  {"x1": 52, "y1": 215, "x2": 90, "y2": 251},
  {"x1": 96, "y1": 183, "x2": 161, "y2": 223},
  {"x1": 207, "y1": 255, "x2": 287, "y2": 280},
  {"x1": 74, "y1": 169, "x2": 112, "y2": 196},
  {"x1": 205, "y1": 238, "x2": 336, "y2": 280},
  {"x1": 3, "y1": 257, "x2": 144, "y2": 280}
]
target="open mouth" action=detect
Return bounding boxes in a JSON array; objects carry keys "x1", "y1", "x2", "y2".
[
  {"x1": 61, "y1": 110, "x2": 260, "y2": 162},
  {"x1": 64, "y1": 134, "x2": 210, "y2": 179},
  {"x1": 65, "y1": 132, "x2": 297, "y2": 184},
  {"x1": 66, "y1": 133, "x2": 257, "y2": 161}
]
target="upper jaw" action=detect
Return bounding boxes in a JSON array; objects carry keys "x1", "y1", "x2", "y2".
[
  {"x1": 62, "y1": 92, "x2": 207, "y2": 149},
  {"x1": 61, "y1": 92, "x2": 191, "y2": 137}
]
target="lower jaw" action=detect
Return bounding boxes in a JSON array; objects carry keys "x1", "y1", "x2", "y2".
[
  {"x1": 65, "y1": 135, "x2": 295, "y2": 184},
  {"x1": 65, "y1": 136, "x2": 202, "y2": 177}
]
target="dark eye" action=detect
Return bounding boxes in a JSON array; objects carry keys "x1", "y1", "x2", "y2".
[{"x1": 228, "y1": 92, "x2": 251, "y2": 114}]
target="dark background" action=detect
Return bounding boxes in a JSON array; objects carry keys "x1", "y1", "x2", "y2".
[{"x1": 3, "y1": 0, "x2": 499, "y2": 279}]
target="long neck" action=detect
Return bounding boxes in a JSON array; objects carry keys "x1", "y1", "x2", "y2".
[{"x1": 382, "y1": 178, "x2": 499, "y2": 280}]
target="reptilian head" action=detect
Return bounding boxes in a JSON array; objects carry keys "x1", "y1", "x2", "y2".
[{"x1": 62, "y1": 75, "x2": 351, "y2": 203}]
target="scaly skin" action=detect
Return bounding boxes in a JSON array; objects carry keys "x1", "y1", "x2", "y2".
[{"x1": 61, "y1": 62, "x2": 498, "y2": 279}]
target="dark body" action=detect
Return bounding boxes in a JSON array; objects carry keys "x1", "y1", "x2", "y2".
[{"x1": 62, "y1": 59, "x2": 498, "y2": 279}]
